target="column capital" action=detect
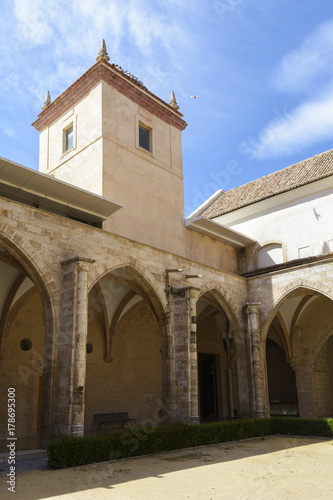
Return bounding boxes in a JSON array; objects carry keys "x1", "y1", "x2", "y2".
[
  {"x1": 244, "y1": 302, "x2": 261, "y2": 314},
  {"x1": 171, "y1": 285, "x2": 201, "y2": 300},
  {"x1": 61, "y1": 256, "x2": 95, "y2": 274},
  {"x1": 61, "y1": 256, "x2": 95, "y2": 266}
]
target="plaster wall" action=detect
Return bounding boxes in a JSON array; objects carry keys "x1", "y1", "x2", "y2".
[
  {"x1": 219, "y1": 188, "x2": 333, "y2": 265},
  {"x1": 102, "y1": 135, "x2": 185, "y2": 253},
  {"x1": 38, "y1": 83, "x2": 104, "y2": 194},
  {"x1": 185, "y1": 230, "x2": 238, "y2": 274},
  {"x1": 100, "y1": 82, "x2": 185, "y2": 253}
]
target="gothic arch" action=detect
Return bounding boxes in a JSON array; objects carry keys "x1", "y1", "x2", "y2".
[
  {"x1": 85, "y1": 258, "x2": 168, "y2": 431},
  {"x1": 88, "y1": 255, "x2": 168, "y2": 326},
  {"x1": 0, "y1": 285, "x2": 36, "y2": 353},
  {"x1": 196, "y1": 283, "x2": 246, "y2": 419},
  {"x1": 0, "y1": 232, "x2": 56, "y2": 355},
  {"x1": 0, "y1": 230, "x2": 56, "y2": 446},
  {"x1": 261, "y1": 281, "x2": 333, "y2": 418},
  {"x1": 197, "y1": 281, "x2": 242, "y2": 337},
  {"x1": 261, "y1": 281, "x2": 333, "y2": 343}
]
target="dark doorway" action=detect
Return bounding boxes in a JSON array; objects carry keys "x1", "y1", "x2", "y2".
[{"x1": 198, "y1": 353, "x2": 219, "y2": 421}]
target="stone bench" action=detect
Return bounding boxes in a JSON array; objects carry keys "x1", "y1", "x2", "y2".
[{"x1": 93, "y1": 412, "x2": 136, "y2": 430}]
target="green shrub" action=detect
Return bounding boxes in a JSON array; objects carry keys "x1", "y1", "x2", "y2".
[
  {"x1": 271, "y1": 417, "x2": 333, "y2": 438},
  {"x1": 47, "y1": 418, "x2": 333, "y2": 469}
]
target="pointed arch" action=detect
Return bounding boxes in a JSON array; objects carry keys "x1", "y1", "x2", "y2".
[
  {"x1": 261, "y1": 283, "x2": 333, "y2": 344},
  {"x1": 0, "y1": 230, "x2": 56, "y2": 447},
  {"x1": 88, "y1": 256, "x2": 168, "y2": 328},
  {"x1": 197, "y1": 281, "x2": 242, "y2": 337},
  {"x1": 196, "y1": 283, "x2": 245, "y2": 420},
  {"x1": 0, "y1": 281, "x2": 37, "y2": 352},
  {"x1": 85, "y1": 258, "x2": 169, "y2": 431}
]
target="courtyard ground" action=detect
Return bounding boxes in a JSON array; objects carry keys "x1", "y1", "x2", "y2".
[{"x1": 1, "y1": 436, "x2": 333, "y2": 499}]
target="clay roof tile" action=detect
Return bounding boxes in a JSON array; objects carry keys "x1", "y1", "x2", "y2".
[{"x1": 202, "y1": 148, "x2": 333, "y2": 219}]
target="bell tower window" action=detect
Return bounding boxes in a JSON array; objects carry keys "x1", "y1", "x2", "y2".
[
  {"x1": 64, "y1": 124, "x2": 74, "y2": 152},
  {"x1": 139, "y1": 123, "x2": 151, "y2": 152}
]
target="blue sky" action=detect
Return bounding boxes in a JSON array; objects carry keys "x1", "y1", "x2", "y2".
[{"x1": 1, "y1": 0, "x2": 333, "y2": 215}]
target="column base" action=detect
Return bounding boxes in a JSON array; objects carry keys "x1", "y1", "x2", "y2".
[
  {"x1": 186, "y1": 416, "x2": 200, "y2": 425},
  {"x1": 70, "y1": 424, "x2": 84, "y2": 437}
]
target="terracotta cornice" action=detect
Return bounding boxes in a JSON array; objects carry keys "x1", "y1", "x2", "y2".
[{"x1": 32, "y1": 60, "x2": 188, "y2": 132}]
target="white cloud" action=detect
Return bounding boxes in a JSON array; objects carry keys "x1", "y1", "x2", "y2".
[
  {"x1": 0, "y1": 0, "x2": 197, "y2": 109},
  {"x1": 271, "y1": 19, "x2": 333, "y2": 95},
  {"x1": 241, "y1": 89, "x2": 333, "y2": 159},
  {"x1": 13, "y1": 0, "x2": 57, "y2": 46},
  {"x1": 242, "y1": 18, "x2": 333, "y2": 160}
]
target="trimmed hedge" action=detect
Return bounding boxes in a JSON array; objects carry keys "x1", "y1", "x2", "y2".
[
  {"x1": 47, "y1": 417, "x2": 333, "y2": 469},
  {"x1": 271, "y1": 417, "x2": 333, "y2": 437}
]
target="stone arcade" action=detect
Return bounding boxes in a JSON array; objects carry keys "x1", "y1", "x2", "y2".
[{"x1": 0, "y1": 41, "x2": 332, "y2": 451}]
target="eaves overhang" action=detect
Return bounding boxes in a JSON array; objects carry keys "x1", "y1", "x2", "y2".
[
  {"x1": 184, "y1": 216, "x2": 257, "y2": 248},
  {"x1": 0, "y1": 157, "x2": 122, "y2": 223}
]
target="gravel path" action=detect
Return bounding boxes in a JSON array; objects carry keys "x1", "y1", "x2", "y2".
[{"x1": 1, "y1": 437, "x2": 332, "y2": 500}]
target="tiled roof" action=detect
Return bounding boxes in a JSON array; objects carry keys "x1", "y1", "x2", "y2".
[{"x1": 202, "y1": 148, "x2": 333, "y2": 219}]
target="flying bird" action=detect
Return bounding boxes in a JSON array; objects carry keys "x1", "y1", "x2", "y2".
[{"x1": 191, "y1": 95, "x2": 199, "y2": 98}]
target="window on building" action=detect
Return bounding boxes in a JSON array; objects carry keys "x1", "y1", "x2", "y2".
[
  {"x1": 64, "y1": 124, "x2": 74, "y2": 151},
  {"x1": 139, "y1": 123, "x2": 151, "y2": 152}
]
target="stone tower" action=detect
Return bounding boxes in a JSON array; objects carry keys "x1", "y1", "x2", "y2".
[{"x1": 32, "y1": 41, "x2": 187, "y2": 253}]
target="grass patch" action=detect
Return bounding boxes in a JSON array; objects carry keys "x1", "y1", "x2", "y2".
[{"x1": 47, "y1": 418, "x2": 333, "y2": 469}]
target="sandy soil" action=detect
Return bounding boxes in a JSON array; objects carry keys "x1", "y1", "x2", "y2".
[{"x1": 1, "y1": 436, "x2": 333, "y2": 500}]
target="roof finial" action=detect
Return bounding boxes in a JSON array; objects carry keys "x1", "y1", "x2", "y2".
[
  {"x1": 96, "y1": 39, "x2": 110, "y2": 62},
  {"x1": 42, "y1": 90, "x2": 51, "y2": 110},
  {"x1": 169, "y1": 91, "x2": 179, "y2": 111}
]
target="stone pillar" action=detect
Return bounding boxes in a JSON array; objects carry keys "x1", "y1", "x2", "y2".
[
  {"x1": 234, "y1": 337, "x2": 252, "y2": 418},
  {"x1": 188, "y1": 292, "x2": 199, "y2": 424},
  {"x1": 291, "y1": 360, "x2": 316, "y2": 417},
  {"x1": 244, "y1": 303, "x2": 265, "y2": 417},
  {"x1": 55, "y1": 256, "x2": 95, "y2": 438},
  {"x1": 169, "y1": 287, "x2": 199, "y2": 424}
]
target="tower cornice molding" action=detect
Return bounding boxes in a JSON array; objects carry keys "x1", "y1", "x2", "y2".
[{"x1": 32, "y1": 60, "x2": 187, "y2": 132}]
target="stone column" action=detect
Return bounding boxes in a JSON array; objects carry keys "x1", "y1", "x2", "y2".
[
  {"x1": 234, "y1": 337, "x2": 252, "y2": 418},
  {"x1": 291, "y1": 360, "x2": 316, "y2": 417},
  {"x1": 244, "y1": 303, "x2": 265, "y2": 417},
  {"x1": 55, "y1": 256, "x2": 95, "y2": 438},
  {"x1": 188, "y1": 292, "x2": 200, "y2": 424},
  {"x1": 169, "y1": 287, "x2": 199, "y2": 424}
]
